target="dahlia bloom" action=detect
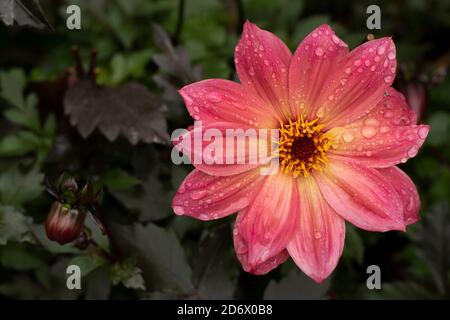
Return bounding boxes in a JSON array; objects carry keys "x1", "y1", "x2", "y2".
[{"x1": 172, "y1": 22, "x2": 429, "y2": 282}]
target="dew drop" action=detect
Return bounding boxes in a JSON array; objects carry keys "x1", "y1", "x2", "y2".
[
  {"x1": 190, "y1": 189, "x2": 207, "y2": 200},
  {"x1": 364, "y1": 117, "x2": 380, "y2": 127},
  {"x1": 263, "y1": 59, "x2": 270, "y2": 66},
  {"x1": 344, "y1": 67, "x2": 352, "y2": 74},
  {"x1": 384, "y1": 111, "x2": 394, "y2": 118},
  {"x1": 248, "y1": 67, "x2": 255, "y2": 76},
  {"x1": 388, "y1": 51, "x2": 396, "y2": 60},
  {"x1": 377, "y1": 46, "x2": 386, "y2": 55},
  {"x1": 332, "y1": 34, "x2": 341, "y2": 44},
  {"x1": 380, "y1": 126, "x2": 390, "y2": 133},
  {"x1": 407, "y1": 146, "x2": 418, "y2": 157},
  {"x1": 340, "y1": 78, "x2": 348, "y2": 85},
  {"x1": 384, "y1": 75, "x2": 393, "y2": 83},
  {"x1": 328, "y1": 94, "x2": 334, "y2": 101},
  {"x1": 173, "y1": 206, "x2": 185, "y2": 215},
  {"x1": 316, "y1": 107, "x2": 325, "y2": 118},
  {"x1": 314, "y1": 232, "x2": 322, "y2": 239},
  {"x1": 370, "y1": 65, "x2": 376, "y2": 71},
  {"x1": 361, "y1": 126, "x2": 377, "y2": 139},
  {"x1": 342, "y1": 131, "x2": 354, "y2": 143},
  {"x1": 418, "y1": 127, "x2": 429, "y2": 139},
  {"x1": 353, "y1": 59, "x2": 362, "y2": 66},
  {"x1": 315, "y1": 47, "x2": 325, "y2": 56}
]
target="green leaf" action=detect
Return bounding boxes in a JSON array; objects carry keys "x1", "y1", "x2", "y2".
[
  {"x1": 111, "y1": 222, "x2": 194, "y2": 294},
  {"x1": 0, "y1": 131, "x2": 41, "y2": 156},
  {"x1": 0, "y1": 69, "x2": 26, "y2": 107},
  {"x1": 0, "y1": 205, "x2": 33, "y2": 245},
  {"x1": 264, "y1": 270, "x2": 330, "y2": 300},
  {"x1": 69, "y1": 254, "x2": 107, "y2": 278},
  {"x1": 100, "y1": 169, "x2": 141, "y2": 191},
  {"x1": 0, "y1": 166, "x2": 43, "y2": 206}
]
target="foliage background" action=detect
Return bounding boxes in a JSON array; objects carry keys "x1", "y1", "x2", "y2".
[{"x1": 0, "y1": 0, "x2": 449, "y2": 299}]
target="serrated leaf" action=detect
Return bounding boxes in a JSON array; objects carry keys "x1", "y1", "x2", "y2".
[
  {"x1": 264, "y1": 270, "x2": 330, "y2": 300},
  {"x1": 0, "y1": 166, "x2": 43, "y2": 206},
  {"x1": 0, "y1": 206, "x2": 33, "y2": 245},
  {"x1": 111, "y1": 222, "x2": 194, "y2": 294},
  {"x1": 0, "y1": 0, "x2": 52, "y2": 30},
  {"x1": 64, "y1": 79, "x2": 169, "y2": 145},
  {"x1": 152, "y1": 24, "x2": 202, "y2": 100}
]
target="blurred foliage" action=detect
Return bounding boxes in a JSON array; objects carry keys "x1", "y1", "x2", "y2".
[{"x1": 0, "y1": 0, "x2": 449, "y2": 300}]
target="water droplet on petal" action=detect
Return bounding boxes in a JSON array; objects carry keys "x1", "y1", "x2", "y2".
[
  {"x1": 316, "y1": 107, "x2": 325, "y2": 118},
  {"x1": 418, "y1": 127, "x2": 429, "y2": 139},
  {"x1": 340, "y1": 78, "x2": 348, "y2": 85},
  {"x1": 407, "y1": 146, "x2": 418, "y2": 157},
  {"x1": 342, "y1": 131, "x2": 354, "y2": 142},
  {"x1": 248, "y1": 67, "x2": 255, "y2": 76},
  {"x1": 263, "y1": 59, "x2": 270, "y2": 66},
  {"x1": 380, "y1": 126, "x2": 390, "y2": 133},
  {"x1": 361, "y1": 126, "x2": 377, "y2": 138},
  {"x1": 344, "y1": 67, "x2": 352, "y2": 74},
  {"x1": 173, "y1": 206, "x2": 185, "y2": 215},
  {"x1": 377, "y1": 46, "x2": 386, "y2": 55},
  {"x1": 190, "y1": 189, "x2": 207, "y2": 200},
  {"x1": 354, "y1": 59, "x2": 362, "y2": 66},
  {"x1": 384, "y1": 111, "x2": 394, "y2": 118},
  {"x1": 315, "y1": 47, "x2": 325, "y2": 56},
  {"x1": 314, "y1": 232, "x2": 322, "y2": 239},
  {"x1": 332, "y1": 34, "x2": 341, "y2": 44},
  {"x1": 328, "y1": 94, "x2": 334, "y2": 101},
  {"x1": 388, "y1": 51, "x2": 396, "y2": 60},
  {"x1": 384, "y1": 75, "x2": 393, "y2": 83},
  {"x1": 364, "y1": 117, "x2": 380, "y2": 126}
]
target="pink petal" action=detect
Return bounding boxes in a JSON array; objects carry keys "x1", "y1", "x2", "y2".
[
  {"x1": 179, "y1": 79, "x2": 279, "y2": 128},
  {"x1": 289, "y1": 24, "x2": 349, "y2": 120},
  {"x1": 172, "y1": 168, "x2": 263, "y2": 220},
  {"x1": 235, "y1": 21, "x2": 292, "y2": 121},
  {"x1": 377, "y1": 166, "x2": 420, "y2": 226},
  {"x1": 234, "y1": 174, "x2": 299, "y2": 273},
  {"x1": 328, "y1": 88, "x2": 429, "y2": 167},
  {"x1": 287, "y1": 177, "x2": 345, "y2": 283},
  {"x1": 315, "y1": 37, "x2": 397, "y2": 129},
  {"x1": 316, "y1": 156, "x2": 405, "y2": 232},
  {"x1": 173, "y1": 121, "x2": 269, "y2": 176}
]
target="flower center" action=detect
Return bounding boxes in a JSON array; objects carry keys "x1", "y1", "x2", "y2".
[{"x1": 278, "y1": 116, "x2": 331, "y2": 178}]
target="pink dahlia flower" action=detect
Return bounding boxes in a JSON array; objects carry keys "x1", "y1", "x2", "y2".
[{"x1": 172, "y1": 22, "x2": 429, "y2": 283}]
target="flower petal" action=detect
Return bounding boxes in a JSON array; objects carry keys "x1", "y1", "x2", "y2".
[
  {"x1": 173, "y1": 121, "x2": 271, "y2": 176},
  {"x1": 287, "y1": 177, "x2": 345, "y2": 283},
  {"x1": 172, "y1": 168, "x2": 263, "y2": 220},
  {"x1": 316, "y1": 156, "x2": 405, "y2": 231},
  {"x1": 179, "y1": 79, "x2": 279, "y2": 128},
  {"x1": 234, "y1": 217, "x2": 290, "y2": 275},
  {"x1": 235, "y1": 21, "x2": 292, "y2": 121},
  {"x1": 377, "y1": 166, "x2": 420, "y2": 226},
  {"x1": 315, "y1": 37, "x2": 397, "y2": 129},
  {"x1": 289, "y1": 24, "x2": 349, "y2": 120},
  {"x1": 328, "y1": 88, "x2": 428, "y2": 167},
  {"x1": 234, "y1": 174, "x2": 299, "y2": 273}
]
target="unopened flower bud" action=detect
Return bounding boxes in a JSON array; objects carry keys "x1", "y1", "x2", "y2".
[{"x1": 45, "y1": 201, "x2": 86, "y2": 245}]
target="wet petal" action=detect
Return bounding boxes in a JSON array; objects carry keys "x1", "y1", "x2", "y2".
[
  {"x1": 172, "y1": 168, "x2": 263, "y2": 220},
  {"x1": 328, "y1": 88, "x2": 428, "y2": 167},
  {"x1": 316, "y1": 156, "x2": 405, "y2": 231},
  {"x1": 289, "y1": 24, "x2": 348, "y2": 120},
  {"x1": 179, "y1": 79, "x2": 279, "y2": 128},
  {"x1": 235, "y1": 21, "x2": 292, "y2": 121},
  {"x1": 315, "y1": 37, "x2": 397, "y2": 128},
  {"x1": 377, "y1": 166, "x2": 420, "y2": 226},
  {"x1": 234, "y1": 174, "x2": 299, "y2": 272},
  {"x1": 287, "y1": 177, "x2": 345, "y2": 283}
]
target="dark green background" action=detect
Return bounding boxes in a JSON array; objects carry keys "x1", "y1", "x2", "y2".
[{"x1": 0, "y1": 0, "x2": 449, "y2": 299}]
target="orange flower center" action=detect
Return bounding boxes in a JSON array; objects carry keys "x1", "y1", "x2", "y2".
[{"x1": 278, "y1": 116, "x2": 331, "y2": 178}]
